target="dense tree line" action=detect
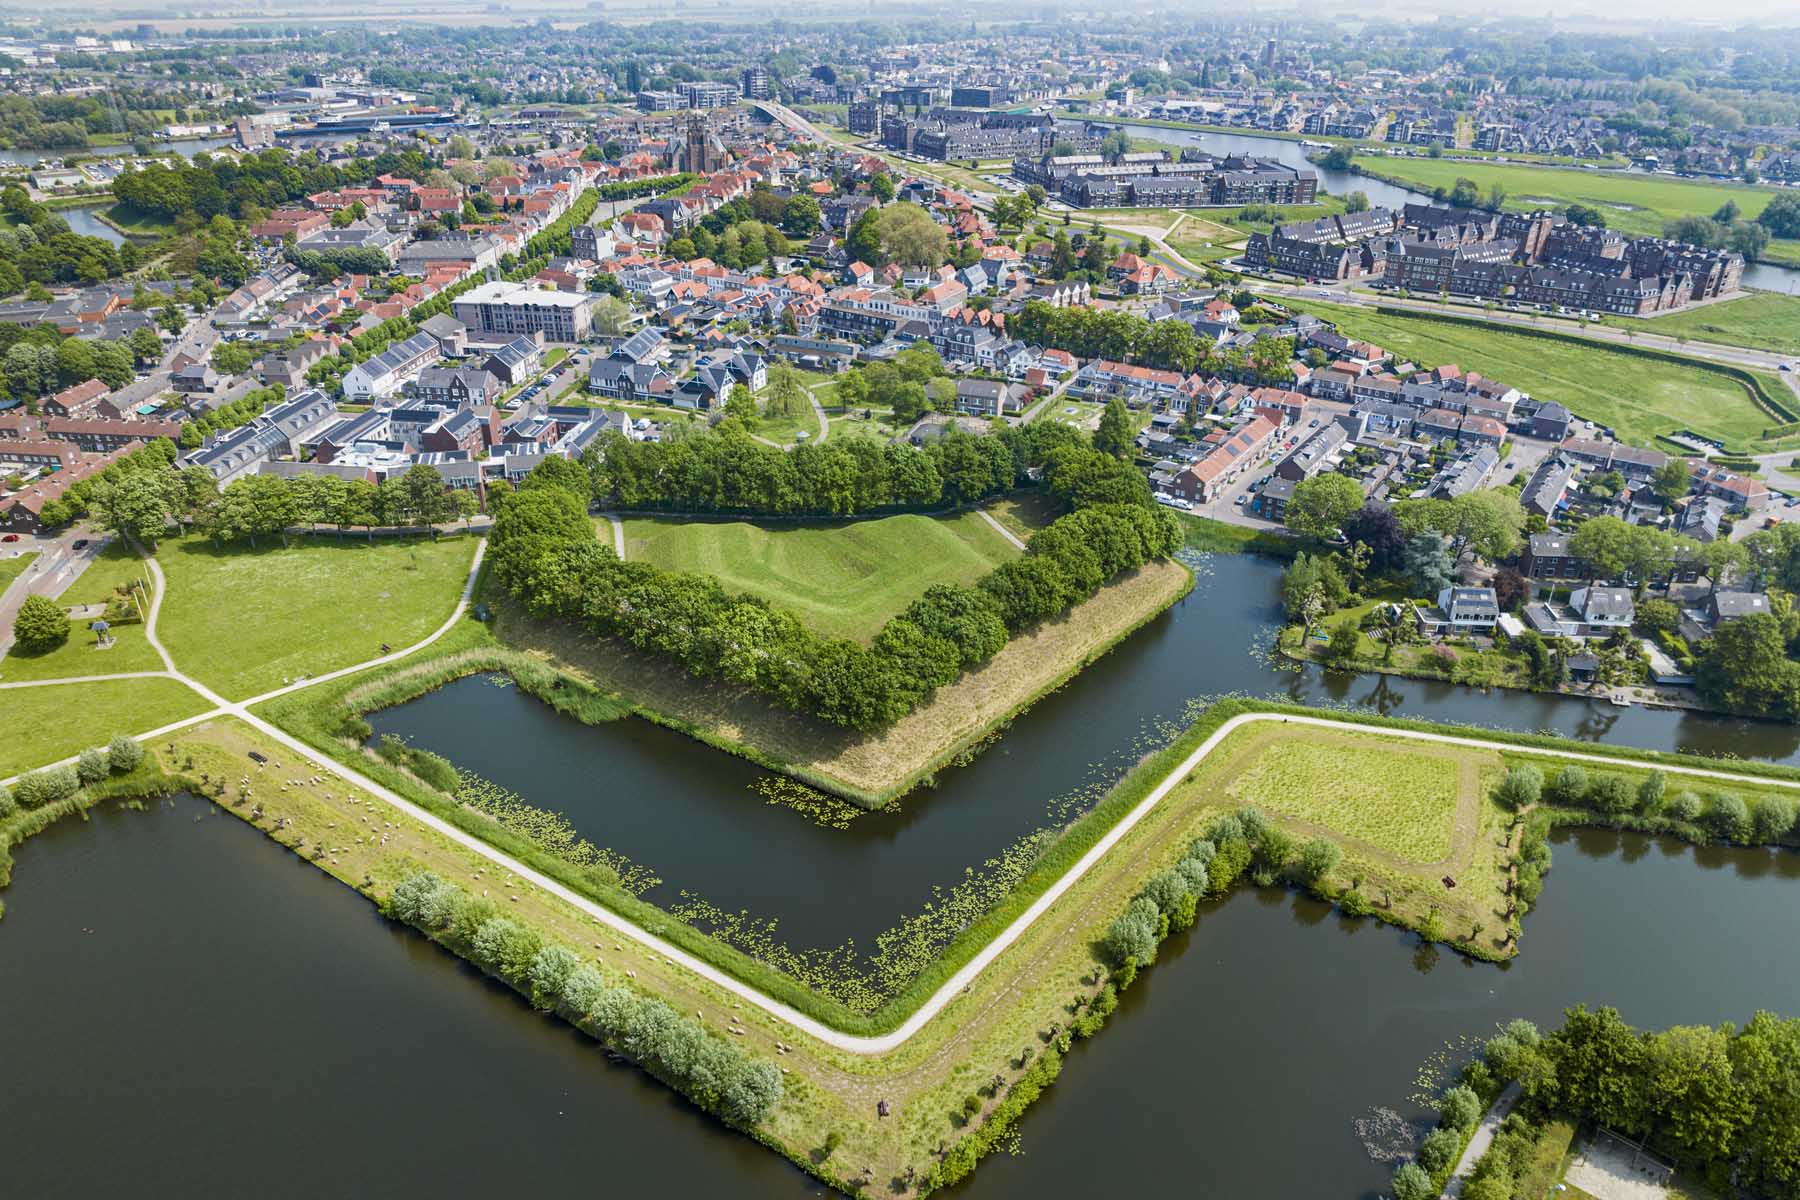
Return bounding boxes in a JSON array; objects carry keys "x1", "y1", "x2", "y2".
[
  {"x1": 585, "y1": 415, "x2": 1134, "y2": 518},
  {"x1": 30, "y1": 437, "x2": 177, "y2": 531},
  {"x1": 1, "y1": 321, "x2": 148, "y2": 404},
  {"x1": 491, "y1": 449, "x2": 1180, "y2": 731},
  {"x1": 0, "y1": 187, "x2": 139, "y2": 295},
  {"x1": 112, "y1": 147, "x2": 382, "y2": 225},
  {"x1": 87, "y1": 458, "x2": 480, "y2": 547},
  {"x1": 1465, "y1": 1006, "x2": 1800, "y2": 1200},
  {"x1": 1009, "y1": 299, "x2": 1296, "y2": 384},
  {"x1": 386, "y1": 871, "x2": 781, "y2": 1127}
]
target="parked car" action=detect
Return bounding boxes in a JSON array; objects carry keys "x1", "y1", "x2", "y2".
[
  {"x1": 1, "y1": 533, "x2": 18, "y2": 542},
  {"x1": 72, "y1": 539, "x2": 89, "y2": 550}
]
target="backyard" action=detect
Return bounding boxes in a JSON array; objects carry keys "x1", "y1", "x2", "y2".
[{"x1": 620, "y1": 511, "x2": 1020, "y2": 642}]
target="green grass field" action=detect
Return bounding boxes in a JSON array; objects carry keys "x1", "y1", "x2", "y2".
[
  {"x1": 0, "y1": 676, "x2": 212, "y2": 779},
  {"x1": 621, "y1": 512, "x2": 1020, "y2": 642},
  {"x1": 1223, "y1": 732, "x2": 1469, "y2": 863},
  {"x1": 155, "y1": 534, "x2": 477, "y2": 700},
  {"x1": 1354, "y1": 158, "x2": 1800, "y2": 265},
  {"x1": 1293, "y1": 298, "x2": 1781, "y2": 448},
  {"x1": 1612, "y1": 290, "x2": 1800, "y2": 357},
  {"x1": 0, "y1": 550, "x2": 36, "y2": 595}
]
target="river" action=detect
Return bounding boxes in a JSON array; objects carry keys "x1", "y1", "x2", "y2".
[
  {"x1": 8, "y1": 550, "x2": 1800, "y2": 1197},
  {"x1": 0, "y1": 137, "x2": 234, "y2": 168},
  {"x1": 1110, "y1": 123, "x2": 1800, "y2": 294}
]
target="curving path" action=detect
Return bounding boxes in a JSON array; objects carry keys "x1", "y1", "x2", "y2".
[
  {"x1": 18, "y1": 539, "x2": 1800, "y2": 1055},
  {"x1": 977, "y1": 509, "x2": 1027, "y2": 551}
]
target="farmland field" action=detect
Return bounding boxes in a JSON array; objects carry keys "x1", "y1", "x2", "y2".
[
  {"x1": 1291, "y1": 298, "x2": 1784, "y2": 449},
  {"x1": 1353, "y1": 158, "x2": 1800, "y2": 265},
  {"x1": 621, "y1": 511, "x2": 1019, "y2": 642}
]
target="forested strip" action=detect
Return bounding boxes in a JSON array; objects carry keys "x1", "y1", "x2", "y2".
[{"x1": 490, "y1": 430, "x2": 1183, "y2": 731}]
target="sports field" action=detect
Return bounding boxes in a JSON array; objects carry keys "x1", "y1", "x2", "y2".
[
  {"x1": 622, "y1": 511, "x2": 1019, "y2": 642},
  {"x1": 1294, "y1": 299, "x2": 1782, "y2": 449},
  {"x1": 1355, "y1": 158, "x2": 1800, "y2": 265}
]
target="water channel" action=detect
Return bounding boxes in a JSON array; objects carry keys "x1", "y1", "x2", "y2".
[
  {"x1": 1112, "y1": 123, "x2": 1800, "y2": 294},
  {"x1": 7, "y1": 550, "x2": 1800, "y2": 1197}
]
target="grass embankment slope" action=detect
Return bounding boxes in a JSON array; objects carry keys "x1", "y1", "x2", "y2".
[
  {"x1": 1612, "y1": 290, "x2": 1800, "y2": 357},
  {"x1": 154, "y1": 533, "x2": 477, "y2": 700},
  {"x1": 1293, "y1": 298, "x2": 1781, "y2": 450},
  {"x1": 1353, "y1": 157, "x2": 1800, "y2": 266},
  {"x1": 495, "y1": 557, "x2": 1194, "y2": 804},
  {"x1": 622, "y1": 512, "x2": 1020, "y2": 642}
]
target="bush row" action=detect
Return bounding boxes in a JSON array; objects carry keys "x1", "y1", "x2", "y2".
[
  {"x1": 1, "y1": 735, "x2": 143, "y2": 817},
  {"x1": 386, "y1": 870, "x2": 782, "y2": 1128},
  {"x1": 1493, "y1": 761, "x2": 1800, "y2": 847},
  {"x1": 492, "y1": 466, "x2": 1182, "y2": 731}
]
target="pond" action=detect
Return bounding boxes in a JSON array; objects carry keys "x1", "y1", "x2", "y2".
[{"x1": 58, "y1": 203, "x2": 128, "y2": 247}]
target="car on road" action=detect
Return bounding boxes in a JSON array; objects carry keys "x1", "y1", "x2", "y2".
[
  {"x1": 1234, "y1": 494, "x2": 1249, "y2": 505},
  {"x1": 1, "y1": 533, "x2": 18, "y2": 542},
  {"x1": 72, "y1": 539, "x2": 89, "y2": 550},
  {"x1": 1783, "y1": 362, "x2": 1794, "y2": 372}
]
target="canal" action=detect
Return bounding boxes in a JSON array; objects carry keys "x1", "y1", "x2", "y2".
[
  {"x1": 1110, "y1": 123, "x2": 1800, "y2": 294},
  {"x1": 7, "y1": 550, "x2": 1800, "y2": 1197}
]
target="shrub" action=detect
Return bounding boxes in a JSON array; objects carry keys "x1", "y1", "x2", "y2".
[
  {"x1": 1392, "y1": 1161, "x2": 1436, "y2": 1200},
  {"x1": 11, "y1": 765, "x2": 79, "y2": 808},
  {"x1": 1418, "y1": 1125, "x2": 1461, "y2": 1175},
  {"x1": 1587, "y1": 774, "x2": 1635, "y2": 817},
  {"x1": 526, "y1": 944, "x2": 583, "y2": 1009},
  {"x1": 1549, "y1": 765, "x2": 1588, "y2": 805},
  {"x1": 1439, "y1": 1084, "x2": 1483, "y2": 1132},
  {"x1": 1667, "y1": 790, "x2": 1703, "y2": 822},
  {"x1": 12, "y1": 594, "x2": 71, "y2": 652},
  {"x1": 1295, "y1": 836, "x2": 1342, "y2": 887},
  {"x1": 1100, "y1": 896, "x2": 1161, "y2": 969},
  {"x1": 76, "y1": 746, "x2": 110, "y2": 784},
  {"x1": 1636, "y1": 770, "x2": 1666, "y2": 814},
  {"x1": 0, "y1": 783, "x2": 16, "y2": 818},
  {"x1": 471, "y1": 916, "x2": 544, "y2": 979},
  {"x1": 1338, "y1": 889, "x2": 1371, "y2": 917},
  {"x1": 106, "y1": 734, "x2": 144, "y2": 774},
  {"x1": 1492, "y1": 765, "x2": 1542, "y2": 810},
  {"x1": 1752, "y1": 796, "x2": 1797, "y2": 844},
  {"x1": 1707, "y1": 792, "x2": 1753, "y2": 843}
]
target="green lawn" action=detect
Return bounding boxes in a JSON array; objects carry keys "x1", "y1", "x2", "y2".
[
  {"x1": 0, "y1": 618, "x2": 163, "y2": 682},
  {"x1": 1223, "y1": 731, "x2": 1468, "y2": 863},
  {"x1": 753, "y1": 400, "x2": 818, "y2": 445},
  {"x1": 0, "y1": 550, "x2": 36, "y2": 595},
  {"x1": 0, "y1": 676, "x2": 212, "y2": 779},
  {"x1": 154, "y1": 534, "x2": 478, "y2": 700},
  {"x1": 621, "y1": 511, "x2": 1020, "y2": 642},
  {"x1": 1291, "y1": 298, "x2": 1781, "y2": 449},
  {"x1": 1354, "y1": 158, "x2": 1800, "y2": 265},
  {"x1": 1611, "y1": 290, "x2": 1800, "y2": 357}
]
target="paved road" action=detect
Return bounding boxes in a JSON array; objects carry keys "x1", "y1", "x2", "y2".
[{"x1": 0, "y1": 532, "x2": 111, "y2": 658}]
